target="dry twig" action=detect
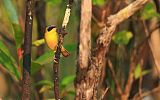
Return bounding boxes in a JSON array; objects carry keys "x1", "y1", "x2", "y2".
[
  {"x1": 133, "y1": 86, "x2": 160, "y2": 100},
  {"x1": 108, "y1": 59, "x2": 123, "y2": 95},
  {"x1": 99, "y1": 87, "x2": 109, "y2": 100}
]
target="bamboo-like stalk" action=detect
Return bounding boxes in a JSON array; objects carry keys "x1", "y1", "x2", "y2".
[{"x1": 22, "y1": 0, "x2": 34, "y2": 99}]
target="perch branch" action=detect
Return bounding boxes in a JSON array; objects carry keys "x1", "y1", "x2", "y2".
[{"x1": 53, "y1": 0, "x2": 73, "y2": 100}]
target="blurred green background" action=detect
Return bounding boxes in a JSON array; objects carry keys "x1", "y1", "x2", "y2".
[{"x1": 0, "y1": 0, "x2": 160, "y2": 99}]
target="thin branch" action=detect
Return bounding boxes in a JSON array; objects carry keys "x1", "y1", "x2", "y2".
[
  {"x1": 22, "y1": 0, "x2": 34, "y2": 99},
  {"x1": 123, "y1": 47, "x2": 141, "y2": 99},
  {"x1": 138, "y1": 58, "x2": 144, "y2": 98},
  {"x1": 53, "y1": 0, "x2": 73, "y2": 100},
  {"x1": 99, "y1": 87, "x2": 109, "y2": 100},
  {"x1": 62, "y1": 0, "x2": 73, "y2": 29},
  {"x1": 108, "y1": 59, "x2": 123, "y2": 95},
  {"x1": 142, "y1": 19, "x2": 160, "y2": 79},
  {"x1": 153, "y1": 0, "x2": 160, "y2": 13},
  {"x1": 96, "y1": 0, "x2": 149, "y2": 49},
  {"x1": 133, "y1": 86, "x2": 160, "y2": 100}
]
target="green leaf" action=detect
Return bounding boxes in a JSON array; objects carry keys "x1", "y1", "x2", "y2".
[
  {"x1": 3, "y1": 0, "x2": 18, "y2": 24},
  {"x1": 31, "y1": 61, "x2": 42, "y2": 75},
  {"x1": 31, "y1": 50, "x2": 54, "y2": 75},
  {"x1": 32, "y1": 39, "x2": 45, "y2": 47},
  {"x1": 61, "y1": 75, "x2": 75, "y2": 87},
  {"x1": 112, "y1": 30, "x2": 133, "y2": 45},
  {"x1": 35, "y1": 80, "x2": 53, "y2": 87},
  {"x1": 46, "y1": 0, "x2": 62, "y2": 6},
  {"x1": 3, "y1": 0, "x2": 23, "y2": 48},
  {"x1": 93, "y1": 0, "x2": 105, "y2": 6},
  {"x1": 0, "y1": 41, "x2": 20, "y2": 80},
  {"x1": 35, "y1": 50, "x2": 54, "y2": 65},
  {"x1": 39, "y1": 85, "x2": 52, "y2": 93},
  {"x1": 142, "y1": 70, "x2": 150, "y2": 76},
  {"x1": 67, "y1": 90, "x2": 75, "y2": 96},
  {"x1": 141, "y1": 2, "x2": 160, "y2": 20},
  {"x1": 134, "y1": 64, "x2": 151, "y2": 79},
  {"x1": 0, "y1": 41, "x2": 15, "y2": 61},
  {"x1": 134, "y1": 64, "x2": 141, "y2": 79},
  {"x1": 12, "y1": 24, "x2": 23, "y2": 48},
  {"x1": 31, "y1": 43, "x2": 76, "y2": 75}
]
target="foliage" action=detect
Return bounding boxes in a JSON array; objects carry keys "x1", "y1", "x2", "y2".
[
  {"x1": 3, "y1": 0, "x2": 23, "y2": 48},
  {"x1": 0, "y1": 41, "x2": 20, "y2": 80},
  {"x1": 93, "y1": 0, "x2": 106, "y2": 6},
  {"x1": 141, "y1": 2, "x2": 160, "y2": 20},
  {"x1": 134, "y1": 64, "x2": 151, "y2": 79},
  {"x1": 34, "y1": 75, "x2": 75, "y2": 95},
  {"x1": 46, "y1": 0, "x2": 62, "y2": 6},
  {"x1": 112, "y1": 30, "x2": 133, "y2": 45}
]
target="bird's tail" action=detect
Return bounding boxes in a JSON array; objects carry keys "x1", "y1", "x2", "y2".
[{"x1": 61, "y1": 46, "x2": 70, "y2": 57}]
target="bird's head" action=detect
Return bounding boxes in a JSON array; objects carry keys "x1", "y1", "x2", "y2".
[{"x1": 46, "y1": 25, "x2": 56, "y2": 32}]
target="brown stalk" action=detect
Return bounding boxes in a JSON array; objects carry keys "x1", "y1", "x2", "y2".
[
  {"x1": 22, "y1": 0, "x2": 34, "y2": 99},
  {"x1": 108, "y1": 59, "x2": 123, "y2": 95},
  {"x1": 142, "y1": 19, "x2": 160, "y2": 78},
  {"x1": 75, "y1": 0, "x2": 92, "y2": 99},
  {"x1": 53, "y1": 0, "x2": 73, "y2": 99},
  {"x1": 133, "y1": 86, "x2": 160, "y2": 100},
  {"x1": 99, "y1": 87, "x2": 109, "y2": 100}
]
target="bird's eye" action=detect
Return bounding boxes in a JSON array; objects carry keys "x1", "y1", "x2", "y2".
[{"x1": 47, "y1": 25, "x2": 56, "y2": 31}]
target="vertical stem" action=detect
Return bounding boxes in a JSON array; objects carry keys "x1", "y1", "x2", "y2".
[
  {"x1": 34, "y1": 0, "x2": 46, "y2": 99},
  {"x1": 53, "y1": 0, "x2": 73, "y2": 99},
  {"x1": 154, "y1": 0, "x2": 160, "y2": 13},
  {"x1": 78, "y1": 0, "x2": 92, "y2": 69},
  {"x1": 53, "y1": 31, "x2": 62, "y2": 100},
  {"x1": 53, "y1": 62, "x2": 60, "y2": 100},
  {"x1": 75, "y1": 0, "x2": 92, "y2": 99},
  {"x1": 22, "y1": 0, "x2": 34, "y2": 99}
]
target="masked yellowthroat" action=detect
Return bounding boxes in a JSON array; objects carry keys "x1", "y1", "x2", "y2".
[{"x1": 44, "y1": 25, "x2": 69, "y2": 57}]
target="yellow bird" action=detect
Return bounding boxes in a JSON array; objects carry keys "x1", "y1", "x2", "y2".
[{"x1": 44, "y1": 25, "x2": 69, "y2": 57}]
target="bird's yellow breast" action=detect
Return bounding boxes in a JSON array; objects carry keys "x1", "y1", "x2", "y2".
[{"x1": 44, "y1": 29, "x2": 58, "y2": 50}]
